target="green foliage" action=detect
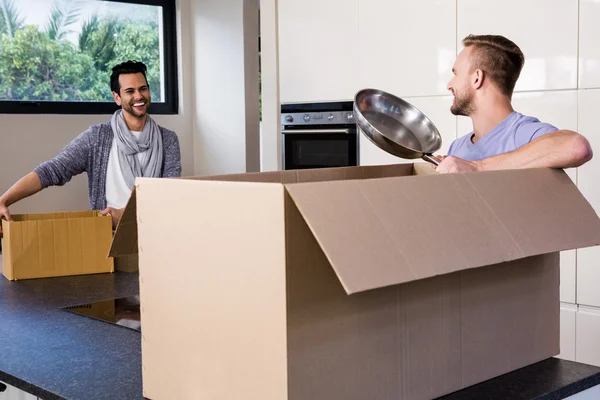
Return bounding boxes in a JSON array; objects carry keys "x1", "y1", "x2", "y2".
[
  {"x1": 46, "y1": 0, "x2": 82, "y2": 41},
  {"x1": 0, "y1": 5, "x2": 162, "y2": 103},
  {"x1": 0, "y1": 0, "x2": 24, "y2": 37},
  {"x1": 108, "y1": 22, "x2": 161, "y2": 101},
  {"x1": 79, "y1": 15, "x2": 120, "y2": 72},
  {"x1": 0, "y1": 26, "x2": 104, "y2": 101}
]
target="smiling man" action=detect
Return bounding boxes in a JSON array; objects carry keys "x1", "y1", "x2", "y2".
[
  {"x1": 437, "y1": 34, "x2": 592, "y2": 174},
  {"x1": 0, "y1": 61, "x2": 181, "y2": 230}
]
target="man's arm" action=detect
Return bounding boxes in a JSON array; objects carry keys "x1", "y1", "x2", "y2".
[
  {"x1": 34, "y1": 129, "x2": 91, "y2": 188},
  {"x1": 162, "y1": 130, "x2": 182, "y2": 177},
  {"x1": 0, "y1": 129, "x2": 91, "y2": 228},
  {"x1": 436, "y1": 130, "x2": 592, "y2": 174},
  {"x1": 0, "y1": 172, "x2": 43, "y2": 224}
]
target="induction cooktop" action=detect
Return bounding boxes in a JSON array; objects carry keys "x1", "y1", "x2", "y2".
[{"x1": 62, "y1": 295, "x2": 141, "y2": 332}]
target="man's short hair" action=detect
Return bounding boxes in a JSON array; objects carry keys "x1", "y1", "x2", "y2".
[
  {"x1": 110, "y1": 60, "x2": 149, "y2": 94},
  {"x1": 462, "y1": 34, "x2": 525, "y2": 98}
]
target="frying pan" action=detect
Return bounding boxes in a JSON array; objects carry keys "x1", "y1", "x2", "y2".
[{"x1": 353, "y1": 88, "x2": 442, "y2": 165}]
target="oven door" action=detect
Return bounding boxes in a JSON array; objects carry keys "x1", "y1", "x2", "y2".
[{"x1": 282, "y1": 128, "x2": 358, "y2": 170}]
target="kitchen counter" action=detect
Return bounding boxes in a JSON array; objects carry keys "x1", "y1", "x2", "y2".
[
  {"x1": 1, "y1": 269, "x2": 600, "y2": 400},
  {"x1": 0, "y1": 270, "x2": 141, "y2": 400}
]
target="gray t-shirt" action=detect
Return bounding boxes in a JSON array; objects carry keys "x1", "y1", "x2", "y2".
[{"x1": 448, "y1": 112, "x2": 558, "y2": 160}]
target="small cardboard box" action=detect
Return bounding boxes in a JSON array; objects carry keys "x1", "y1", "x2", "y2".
[
  {"x1": 111, "y1": 164, "x2": 600, "y2": 400},
  {"x1": 1, "y1": 211, "x2": 114, "y2": 280}
]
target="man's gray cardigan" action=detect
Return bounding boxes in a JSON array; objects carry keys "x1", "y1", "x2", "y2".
[{"x1": 34, "y1": 121, "x2": 182, "y2": 210}]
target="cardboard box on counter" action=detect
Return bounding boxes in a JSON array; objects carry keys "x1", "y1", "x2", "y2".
[
  {"x1": 1, "y1": 211, "x2": 114, "y2": 280},
  {"x1": 111, "y1": 164, "x2": 600, "y2": 400}
]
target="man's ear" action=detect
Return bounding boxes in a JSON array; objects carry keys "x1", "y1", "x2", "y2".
[
  {"x1": 471, "y1": 69, "x2": 484, "y2": 90},
  {"x1": 112, "y1": 91, "x2": 122, "y2": 106}
]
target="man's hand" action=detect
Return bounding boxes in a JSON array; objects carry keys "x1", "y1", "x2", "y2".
[
  {"x1": 435, "y1": 156, "x2": 482, "y2": 174},
  {"x1": 0, "y1": 202, "x2": 13, "y2": 235},
  {"x1": 100, "y1": 207, "x2": 124, "y2": 230}
]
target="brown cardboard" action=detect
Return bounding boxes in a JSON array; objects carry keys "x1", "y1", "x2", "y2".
[
  {"x1": 110, "y1": 164, "x2": 600, "y2": 400},
  {"x1": 1, "y1": 211, "x2": 114, "y2": 280},
  {"x1": 114, "y1": 253, "x2": 139, "y2": 273},
  {"x1": 109, "y1": 189, "x2": 139, "y2": 258}
]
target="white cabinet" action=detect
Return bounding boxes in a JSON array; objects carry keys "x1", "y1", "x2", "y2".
[
  {"x1": 278, "y1": 0, "x2": 359, "y2": 103},
  {"x1": 357, "y1": 0, "x2": 455, "y2": 97},
  {"x1": 577, "y1": 90, "x2": 600, "y2": 308},
  {"x1": 576, "y1": 306, "x2": 600, "y2": 367},
  {"x1": 457, "y1": 0, "x2": 578, "y2": 92},
  {"x1": 278, "y1": 0, "x2": 456, "y2": 103},
  {"x1": 565, "y1": 385, "x2": 600, "y2": 400},
  {"x1": 561, "y1": 250, "x2": 577, "y2": 304},
  {"x1": 0, "y1": 381, "x2": 38, "y2": 400},
  {"x1": 558, "y1": 303, "x2": 577, "y2": 361},
  {"x1": 577, "y1": 247, "x2": 600, "y2": 308},
  {"x1": 577, "y1": 90, "x2": 600, "y2": 217},
  {"x1": 579, "y1": 0, "x2": 600, "y2": 88}
]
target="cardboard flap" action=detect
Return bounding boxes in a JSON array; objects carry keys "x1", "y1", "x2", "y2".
[
  {"x1": 183, "y1": 163, "x2": 414, "y2": 184},
  {"x1": 285, "y1": 168, "x2": 600, "y2": 294},
  {"x1": 108, "y1": 187, "x2": 138, "y2": 257},
  {"x1": 462, "y1": 167, "x2": 600, "y2": 255}
]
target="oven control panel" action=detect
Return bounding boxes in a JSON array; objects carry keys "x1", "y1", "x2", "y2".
[{"x1": 282, "y1": 111, "x2": 355, "y2": 126}]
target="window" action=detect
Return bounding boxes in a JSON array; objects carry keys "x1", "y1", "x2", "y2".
[{"x1": 0, "y1": 0, "x2": 177, "y2": 114}]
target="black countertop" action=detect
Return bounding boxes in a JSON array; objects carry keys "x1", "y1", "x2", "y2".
[
  {"x1": 1, "y1": 270, "x2": 600, "y2": 400},
  {"x1": 436, "y1": 358, "x2": 600, "y2": 400},
  {"x1": 0, "y1": 271, "x2": 141, "y2": 400}
]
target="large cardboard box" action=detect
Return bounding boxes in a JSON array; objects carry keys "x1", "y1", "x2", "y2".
[
  {"x1": 1, "y1": 211, "x2": 114, "y2": 280},
  {"x1": 111, "y1": 164, "x2": 600, "y2": 400}
]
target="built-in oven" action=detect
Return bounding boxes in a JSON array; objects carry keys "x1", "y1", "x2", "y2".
[{"x1": 281, "y1": 101, "x2": 359, "y2": 170}]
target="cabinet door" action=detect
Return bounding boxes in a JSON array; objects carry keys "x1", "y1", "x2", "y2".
[
  {"x1": 564, "y1": 385, "x2": 600, "y2": 400},
  {"x1": 457, "y1": 0, "x2": 578, "y2": 91},
  {"x1": 577, "y1": 247, "x2": 600, "y2": 307},
  {"x1": 579, "y1": 0, "x2": 600, "y2": 89},
  {"x1": 576, "y1": 306, "x2": 600, "y2": 367},
  {"x1": 558, "y1": 303, "x2": 577, "y2": 361},
  {"x1": 560, "y1": 250, "x2": 576, "y2": 304},
  {"x1": 0, "y1": 381, "x2": 38, "y2": 400},
  {"x1": 577, "y1": 90, "x2": 600, "y2": 308},
  {"x1": 357, "y1": 0, "x2": 456, "y2": 98},
  {"x1": 278, "y1": 0, "x2": 359, "y2": 103}
]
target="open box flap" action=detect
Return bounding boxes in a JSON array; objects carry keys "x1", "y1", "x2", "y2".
[
  {"x1": 108, "y1": 188, "x2": 138, "y2": 257},
  {"x1": 285, "y1": 168, "x2": 600, "y2": 294}
]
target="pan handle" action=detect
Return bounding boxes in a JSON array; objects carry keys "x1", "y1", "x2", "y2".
[{"x1": 422, "y1": 154, "x2": 441, "y2": 166}]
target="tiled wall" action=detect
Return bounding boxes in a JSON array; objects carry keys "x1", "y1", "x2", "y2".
[{"x1": 278, "y1": 0, "x2": 600, "y2": 365}]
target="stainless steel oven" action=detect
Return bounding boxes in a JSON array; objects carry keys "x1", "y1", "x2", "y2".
[{"x1": 281, "y1": 101, "x2": 359, "y2": 170}]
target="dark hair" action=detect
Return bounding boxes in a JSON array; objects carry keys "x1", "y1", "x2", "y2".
[
  {"x1": 462, "y1": 34, "x2": 525, "y2": 98},
  {"x1": 110, "y1": 60, "x2": 149, "y2": 94}
]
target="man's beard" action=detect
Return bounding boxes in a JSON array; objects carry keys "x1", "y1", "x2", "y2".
[
  {"x1": 450, "y1": 90, "x2": 475, "y2": 116},
  {"x1": 123, "y1": 101, "x2": 148, "y2": 118}
]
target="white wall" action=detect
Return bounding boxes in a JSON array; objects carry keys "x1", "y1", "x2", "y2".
[
  {"x1": 191, "y1": 0, "x2": 260, "y2": 176},
  {"x1": 259, "y1": 0, "x2": 282, "y2": 172},
  {"x1": 274, "y1": 0, "x2": 600, "y2": 366}
]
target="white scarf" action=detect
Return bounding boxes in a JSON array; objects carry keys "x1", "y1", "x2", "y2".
[{"x1": 110, "y1": 110, "x2": 163, "y2": 189}]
